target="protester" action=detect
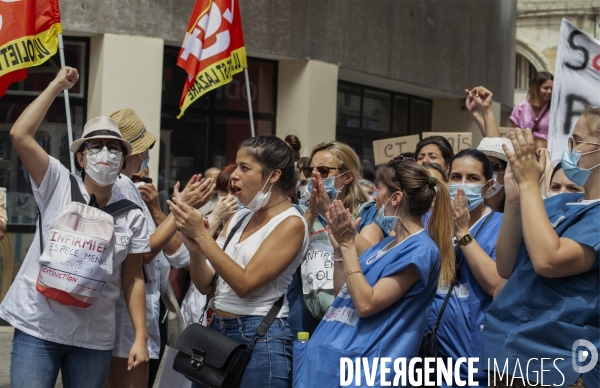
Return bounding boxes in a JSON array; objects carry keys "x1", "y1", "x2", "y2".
[
  {"x1": 0, "y1": 67, "x2": 149, "y2": 387},
  {"x1": 289, "y1": 141, "x2": 384, "y2": 336},
  {"x1": 0, "y1": 187, "x2": 6, "y2": 242},
  {"x1": 428, "y1": 148, "x2": 503, "y2": 387},
  {"x1": 510, "y1": 72, "x2": 554, "y2": 149},
  {"x1": 198, "y1": 166, "x2": 221, "y2": 215},
  {"x1": 477, "y1": 137, "x2": 514, "y2": 213},
  {"x1": 294, "y1": 159, "x2": 454, "y2": 386},
  {"x1": 168, "y1": 135, "x2": 309, "y2": 387},
  {"x1": 485, "y1": 114, "x2": 600, "y2": 387},
  {"x1": 548, "y1": 162, "x2": 585, "y2": 195},
  {"x1": 465, "y1": 86, "x2": 502, "y2": 138},
  {"x1": 415, "y1": 136, "x2": 454, "y2": 174},
  {"x1": 358, "y1": 179, "x2": 375, "y2": 201},
  {"x1": 108, "y1": 108, "x2": 214, "y2": 387}
]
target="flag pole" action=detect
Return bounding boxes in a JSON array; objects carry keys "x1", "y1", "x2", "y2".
[
  {"x1": 244, "y1": 68, "x2": 255, "y2": 137},
  {"x1": 58, "y1": 34, "x2": 75, "y2": 174}
]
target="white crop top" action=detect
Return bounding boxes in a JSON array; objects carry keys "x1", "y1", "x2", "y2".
[{"x1": 211, "y1": 207, "x2": 308, "y2": 317}]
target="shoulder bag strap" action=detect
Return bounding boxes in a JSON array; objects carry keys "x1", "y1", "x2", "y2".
[
  {"x1": 532, "y1": 103, "x2": 550, "y2": 132},
  {"x1": 199, "y1": 212, "x2": 251, "y2": 324},
  {"x1": 433, "y1": 210, "x2": 496, "y2": 332},
  {"x1": 102, "y1": 199, "x2": 141, "y2": 217}
]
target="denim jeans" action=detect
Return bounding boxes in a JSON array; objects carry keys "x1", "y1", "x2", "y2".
[
  {"x1": 10, "y1": 328, "x2": 112, "y2": 388},
  {"x1": 192, "y1": 315, "x2": 293, "y2": 388}
]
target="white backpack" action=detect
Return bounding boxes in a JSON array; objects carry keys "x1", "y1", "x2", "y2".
[{"x1": 35, "y1": 175, "x2": 140, "y2": 308}]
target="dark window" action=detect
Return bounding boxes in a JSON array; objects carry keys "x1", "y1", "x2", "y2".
[
  {"x1": 336, "y1": 81, "x2": 432, "y2": 164},
  {"x1": 0, "y1": 38, "x2": 89, "y2": 227},
  {"x1": 159, "y1": 47, "x2": 277, "y2": 211}
]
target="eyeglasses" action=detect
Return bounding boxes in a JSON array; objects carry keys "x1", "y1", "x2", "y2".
[
  {"x1": 301, "y1": 166, "x2": 341, "y2": 179},
  {"x1": 490, "y1": 162, "x2": 506, "y2": 172},
  {"x1": 387, "y1": 156, "x2": 415, "y2": 190},
  {"x1": 86, "y1": 140, "x2": 123, "y2": 155},
  {"x1": 568, "y1": 137, "x2": 600, "y2": 152},
  {"x1": 131, "y1": 175, "x2": 152, "y2": 184}
]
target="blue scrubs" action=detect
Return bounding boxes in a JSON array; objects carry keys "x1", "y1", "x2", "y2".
[
  {"x1": 287, "y1": 202, "x2": 383, "y2": 337},
  {"x1": 427, "y1": 211, "x2": 503, "y2": 387},
  {"x1": 294, "y1": 231, "x2": 441, "y2": 387},
  {"x1": 483, "y1": 193, "x2": 600, "y2": 387}
]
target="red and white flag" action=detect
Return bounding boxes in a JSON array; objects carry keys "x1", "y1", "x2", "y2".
[
  {"x1": 0, "y1": 0, "x2": 62, "y2": 96},
  {"x1": 177, "y1": 0, "x2": 247, "y2": 118}
]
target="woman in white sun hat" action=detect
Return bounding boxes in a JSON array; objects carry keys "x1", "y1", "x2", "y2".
[
  {"x1": 477, "y1": 137, "x2": 514, "y2": 212},
  {"x1": 0, "y1": 67, "x2": 150, "y2": 388}
]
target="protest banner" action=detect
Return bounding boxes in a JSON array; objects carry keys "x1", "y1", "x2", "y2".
[
  {"x1": 177, "y1": 0, "x2": 247, "y2": 120},
  {"x1": 422, "y1": 132, "x2": 472, "y2": 153},
  {"x1": 373, "y1": 134, "x2": 420, "y2": 165},
  {"x1": 498, "y1": 127, "x2": 513, "y2": 138},
  {"x1": 548, "y1": 19, "x2": 600, "y2": 162},
  {"x1": 0, "y1": 0, "x2": 62, "y2": 96}
]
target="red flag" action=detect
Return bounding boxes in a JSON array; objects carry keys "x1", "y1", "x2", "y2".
[
  {"x1": 0, "y1": 0, "x2": 62, "y2": 97},
  {"x1": 177, "y1": 0, "x2": 247, "y2": 118}
]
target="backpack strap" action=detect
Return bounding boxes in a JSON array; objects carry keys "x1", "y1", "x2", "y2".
[
  {"x1": 69, "y1": 174, "x2": 86, "y2": 204},
  {"x1": 101, "y1": 199, "x2": 141, "y2": 218}
]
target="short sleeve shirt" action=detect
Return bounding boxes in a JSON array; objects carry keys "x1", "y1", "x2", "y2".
[{"x1": 0, "y1": 157, "x2": 150, "y2": 350}]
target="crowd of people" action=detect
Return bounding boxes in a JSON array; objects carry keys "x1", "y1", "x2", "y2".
[{"x1": 0, "y1": 66, "x2": 597, "y2": 388}]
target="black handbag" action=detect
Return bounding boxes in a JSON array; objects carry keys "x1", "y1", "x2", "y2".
[
  {"x1": 417, "y1": 211, "x2": 495, "y2": 384},
  {"x1": 172, "y1": 213, "x2": 286, "y2": 388}
]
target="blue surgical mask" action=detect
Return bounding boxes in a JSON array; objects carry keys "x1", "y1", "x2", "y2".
[
  {"x1": 306, "y1": 171, "x2": 347, "y2": 203},
  {"x1": 561, "y1": 148, "x2": 600, "y2": 187},
  {"x1": 375, "y1": 194, "x2": 399, "y2": 233},
  {"x1": 450, "y1": 182, "x2": 487, "y2": 212},
  {"x1": 137, "y1": 153, "x2": 150, "y2": 173}
]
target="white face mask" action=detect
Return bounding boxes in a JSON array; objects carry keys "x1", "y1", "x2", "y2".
[
  {"x1": 85, "y1": 148, "x2": 122, "y2": 186},
  {"x1": 245, "y1": 171, "x2": 274, "y2": 211}
]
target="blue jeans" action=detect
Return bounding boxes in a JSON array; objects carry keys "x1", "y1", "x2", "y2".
[
  {"x1": 192, "y1": 315, "x2": 293, "y2": 388},
  {"x1": 10, "y1": 328, "x2": 112, "y2": 388}
]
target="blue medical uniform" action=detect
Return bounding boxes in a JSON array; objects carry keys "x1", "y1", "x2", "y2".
[
  {"x1": 483, "y1": 193, "x2": 600, "y2": 387},
  {"x1": 427, "y1": 211, "x2": 503, "y2": 387},
  {"x1": 294, "y1": 231, "x2": 441, "y2": 387},
  {"x1": 287, "y1": 202, "x2": 383, "y2": 337}
]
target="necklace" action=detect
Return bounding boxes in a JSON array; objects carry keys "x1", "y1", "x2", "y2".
[{"x1": 257, "y1": 199, "x2": 287, "y2": 212}]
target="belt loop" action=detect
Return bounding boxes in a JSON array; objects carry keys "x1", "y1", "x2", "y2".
[{"x1": 236, "y1": 316, "x2": 243, "y2": 328}]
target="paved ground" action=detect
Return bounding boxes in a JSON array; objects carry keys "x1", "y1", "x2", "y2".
[{"x1": 0, "y1": 327, "x2": 165, "y2": 388}]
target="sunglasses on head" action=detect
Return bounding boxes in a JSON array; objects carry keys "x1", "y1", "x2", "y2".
[
  {"x1": 131, "y1": 175, "x2": 152, "y2": 184},
  {"x1": 301, "y1": 166, "x2": 341, "y2": 179}
]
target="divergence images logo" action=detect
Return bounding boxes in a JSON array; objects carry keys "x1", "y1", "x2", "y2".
[{"x1": 572, "y1": 339, "x2": 598, "y2": 374}]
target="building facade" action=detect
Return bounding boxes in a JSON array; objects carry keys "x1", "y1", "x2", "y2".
[{"x1": 0, "y1": 0, "x2": 517, "y2": 299}]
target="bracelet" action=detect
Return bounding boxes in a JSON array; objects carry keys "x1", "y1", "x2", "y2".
[{"x1": 345, "y1": 270, "x2": 363, "y2": 277}]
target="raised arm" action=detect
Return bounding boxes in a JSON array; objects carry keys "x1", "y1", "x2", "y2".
[
  {"x1": 10, "y1": 67, "x2": 78, "y2": 186},
  {"x1": 470, "y1": 86, "x2": 501, "y2": 138},
  {"x1": 495, "y1": 163, "x2": 523, "y2": 278},
  {"x1": 506, "y1": 129, "x2": 596, "y2": 278}
]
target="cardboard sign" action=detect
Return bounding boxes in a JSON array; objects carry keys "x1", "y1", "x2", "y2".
[
  {"x1": 548, "y1": 19, "x2": 600, "y2": 162},
  {"x1": 421, "y1": 132, "x2": 472, "y2": 153},
  {"x1": 373, "y1": 134, "x2": 420, "y2": 165},
  {"x1": 498, "y1": 127, "x2": 513, "y2": 138}
]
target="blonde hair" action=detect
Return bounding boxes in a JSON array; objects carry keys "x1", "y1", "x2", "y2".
[
  {"x1": 377, "y1": 162, "x2": 455, "y2": 287},
  {"x1": 308, "y1": 141, "x2": 368, "y2": 216}
]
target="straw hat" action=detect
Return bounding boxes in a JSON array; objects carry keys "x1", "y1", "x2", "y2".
[
  {"x1": 70, "y1": 116, "x2": 133, "y2": 155},
  {"x1": 109, "y1": 108, "x2": 158, "y2": 155},
  {"x1": 477, "y1": 137, "x2": 514, "y2": 163}
]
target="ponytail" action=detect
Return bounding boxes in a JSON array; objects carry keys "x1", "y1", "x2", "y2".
[{"x1": 428, "y1": 180, "x2": 455, "y2": 287}]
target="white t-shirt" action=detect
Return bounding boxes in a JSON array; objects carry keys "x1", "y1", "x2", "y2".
[
  {"x1": 212, "y1": 208, "x2": 308, "y2": 317},
  {"x1": 0, "y1": 157, "x2": 150, "y2": 350},
  {"x1": 112, "y1": 175, "x2": 190, "y2": 359}
]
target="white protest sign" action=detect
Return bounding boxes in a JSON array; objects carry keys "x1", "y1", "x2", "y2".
[
  {"x1": 301, "y1": 241, "x2": 334, "y2": 294},
  {"x1": 421, "y1": 132, "x2": 472, "y2": 153},
  {"x1": 549, "y1": 19, "x2": 600, "y2": 162},
  {"x1": 373, "y1": 134, "x2": 420, "y2": 165}
]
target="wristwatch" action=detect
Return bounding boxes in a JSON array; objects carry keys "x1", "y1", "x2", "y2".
[{"x1": 457, "y1": 233, "x2": 474, "y2": 246}]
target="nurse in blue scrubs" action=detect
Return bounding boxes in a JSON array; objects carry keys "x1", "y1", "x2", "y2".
[
  {"x1": 428, "y1": 149, "x2": 503, "y2": 387},
  {"x1": 484, "y1": 114, "x2": 600, "y2": 388},
  {"x1": 294, "y1": 159, "x2": 456, "y2": 387}
]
